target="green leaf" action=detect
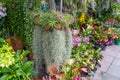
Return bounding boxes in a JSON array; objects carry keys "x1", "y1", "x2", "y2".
[
  {"x1": 16, "y1": 70, "x2": 23, "y2": 76},
  {"x1": 0, "y1": 74, "x2": 10, "y2": 80},
  {"x1": 21, "y1": 50, "x2": 29, "y2": 58},
  {"x1": 22, "y1": 61, "x2": 34, "y2": 72},
  {"x1": 0, "y1": 68, "x2": 10, "y2": 73},
  {"x1": 11, "y1": 64, "x2": 19, "y2": 70}
]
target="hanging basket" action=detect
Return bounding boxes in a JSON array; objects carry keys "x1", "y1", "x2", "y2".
[{"x1": 44, "y1": 26, "x2": 51, "y2": 31}]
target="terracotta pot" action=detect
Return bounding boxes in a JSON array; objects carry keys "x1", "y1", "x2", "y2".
[
  {"x1": 11, "y1": 38, "x2": 23, "y2": 52},
  {"x1": 34, "y1": 16, "x2": 39, "y2": 26},
  {"x1": 61, "y1": 26, "x2": 65, "y2": 30},
  {"x1": 55, "y1": 25, "x2": 62, "y2": 30},
  {"x1": 5, "y1": 38, "x2": 13, "y2": 46},
  {"x1": 44, "y1": 26, "x2": 50, "y2": 31}
]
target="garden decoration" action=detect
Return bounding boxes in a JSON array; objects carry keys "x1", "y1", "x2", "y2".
[{"x1": 41, "y1": 0, "x2": 47, "y2": 11}]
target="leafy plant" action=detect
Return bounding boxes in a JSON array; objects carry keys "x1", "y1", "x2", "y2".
[
  {"x1": 38, "y1": 12, "x2": 59, "y2": 28},
  {"x1": 3, "y1": 0, "x2": 24, "y2": 37},
  {"x1": 0, "y1": 38, "x2": 35, "y2": 80}
]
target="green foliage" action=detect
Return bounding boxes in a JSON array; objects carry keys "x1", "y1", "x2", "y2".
[
  {"x1": 39, "y1": 12, "x2": 59, "y2": 28},
  {"x1": 112, "y1": 3, "x2": 120, "y2": 10},
  {"x1": 23, "y1": 1, "x2": 35, "y2": 49},
  {"x1": 81, "y1": 25, "x2": 93, "y2": 37},
  {"x1": 0, "y1": 50, "x2": 35, "y2": 80},
  {"x1": 0, "y1": 38, "x2": 15, "y2": 68},
  {"x1": 0, "y1": 38, "x2": 35, "y2": 80},
  {"x1": 3, "y1": 0, "x2": 24, "y2": 37}
]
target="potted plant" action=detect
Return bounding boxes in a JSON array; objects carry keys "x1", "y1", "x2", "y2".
[
  {"x1": 38, "y1": 12, "x2": 59, "y2": 31},
  {"x1": 38, "y1": 11, "x2": 74, "y2": 31},
  {"x1": 115, "y1": 35, "x2": 120, "y2": 46},
  {"x1": 0, "y1": 37, "x2": 35, "y2": 80}
]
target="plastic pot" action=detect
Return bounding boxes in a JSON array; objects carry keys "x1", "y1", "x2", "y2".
[{"x1": 116, "y1": 40, "x2": 120, "y2": 46}]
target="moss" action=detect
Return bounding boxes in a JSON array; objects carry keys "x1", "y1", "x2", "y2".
[{"x1": 32, "y1": 26, "x2": 72, "y2": 76}]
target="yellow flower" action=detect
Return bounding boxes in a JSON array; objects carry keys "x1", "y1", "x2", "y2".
[{"x1": 79, "y1": 13, "x2": 85, "y2": 22}]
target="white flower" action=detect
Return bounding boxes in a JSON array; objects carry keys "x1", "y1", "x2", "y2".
[{"x1": 66, "y1": 59, "x2": 75, "y2": 65}]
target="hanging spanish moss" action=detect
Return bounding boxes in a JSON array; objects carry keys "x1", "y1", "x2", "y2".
[{"x1": 33, "y1": 26, "x2": 72, "y2": 76}]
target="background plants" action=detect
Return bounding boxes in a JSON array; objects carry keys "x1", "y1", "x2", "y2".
[{"x1": 3, "y1": 0, "x2": 24, "y2": 37}]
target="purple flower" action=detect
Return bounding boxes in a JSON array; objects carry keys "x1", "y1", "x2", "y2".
[
  {"x1": 72, "y1": 37, "x2": 82, "y2": 48},
  {"x1": 72, "y1": 18, "x2": 77, "y2": 23},
  {"x1": 83, "y1": 37, "x2": 90, "y2": 44},
  {"x1": 59, "y1": 15, "x2": 63, "y2": 20}
]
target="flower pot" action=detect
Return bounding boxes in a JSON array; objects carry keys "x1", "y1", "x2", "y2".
[
  {"x1": 116, "y1": 40, "x2": 120, "y2": 46},
  {"x1": 101, "y1": 45, "x2": 106, "y2": 51},
  {"x1": 71, "y1": 29, "x2": 80, "y2": 36},
  {"x1": 94, "y1": 44, "x2": 101, "y2": 50},
  {"x1": 34, "y1": 16, "x2": 39, "y2": 26},
  {"x1": 55, "y1": 25, "x2": 62, "y2": 30},
  {"x1": 5, "y1": 38, "x2": 13, "y2": 46},
  {"x1": 11, "y1": 38, "x2": 23, "y2": 52},
  {"x1": 44, "y1": 26, "x2": 51, "y2": 31}
]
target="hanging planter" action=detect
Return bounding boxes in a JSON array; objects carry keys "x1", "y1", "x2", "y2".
[
  {"x1": 34, "y1": 16, "x2": 40, "y2": 26},
  {"x1": 101, "y1": 45, "x2": 106, "y2": 51},
  {"x1": 44, "y1": 26, "x2": 51, "y2": 31},
  {"x1": 55, "y1": 25, "x2": 62, "y2": 30}
]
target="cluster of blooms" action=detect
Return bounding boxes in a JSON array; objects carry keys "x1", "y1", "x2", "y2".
[
  {"x1": 73, "y1": 75, "x2": 81, "y2": 80},
  {"x1": 42, "y1": 76, "x2": 55, "y2": 80},
  {"x1": 72, "y1": 36, "x2": 90, "y2": 48},
  {"x1": 0, "y1": 3, "x2": 7, "y2": 19}
]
